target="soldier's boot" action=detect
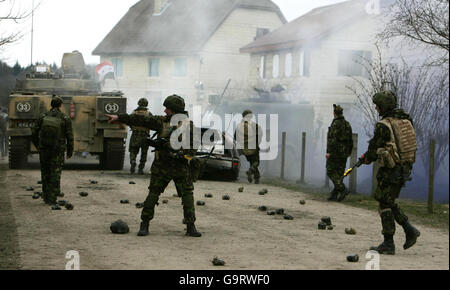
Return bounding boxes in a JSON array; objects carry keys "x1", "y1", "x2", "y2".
[
  {"x1": 186, "y1": 223, "x2": 202, "y2": 237},
  {"x1": 246, "y1": 170, "x2": 253, "y2": 183},
  {"x1": 254, "y1": 178, "x2": 260, "y2": 184},
  {"x1": 137, "y1": 220, "x2": 150, "y2": 237},
  {"x1": 130, "y1": 163, "x2": 136, "y2": 174},
  {"x1": 337, "y1": 187, "x2": 350, "y2": 202},
  {"x1": 370, "y1": 234, "x2": 395, "y2": 255},
  {"x1": 138, "y1": 164, "x2": 145, "y2": 175},
  {"x1": 327, "y1": 189, "x2": 339, "y2": 201},
  {"x1": 327, "y1": 192, "x2": 338, "y2": 201},
  {"x1": 402, "y1": 221, "x2": 421, "y2": 250}
]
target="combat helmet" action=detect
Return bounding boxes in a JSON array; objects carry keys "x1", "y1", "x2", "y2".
[
  {"x1": 138, "y1": 98, "x2": 148, "y2": 108},
  {"x1": 163, "y1": 94, "x2": 185, "y2": 113},
  {"x1": 373, "y1": 91, "x2": 397, "y2": 112},
  {"x1": 242, "y1": 109, "x2": 253, "y2": 117},
  {"x1": 51, "y1": 95, "x2": 63, "y2": 108},
  {"x1": 333, "y1": 104, "x2": 343, "y2": 115}
]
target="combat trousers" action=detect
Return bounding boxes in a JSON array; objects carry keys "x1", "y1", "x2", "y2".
[
  {"x1": 129, "y1": 145, "x2": 149, "y2": 170},
  {"x1": 245, "y1": 153, "x2": 260, "y2": 180},
  {"x1": 326, "y1": 157, "x2": 347, "y2": 193},
  {"x1": 374, "y1": 166, "x2": 410, "y2": 236},
  {"x1": 39, "y1": 149, "x2": 65, "y2": 203},
  {"x1": 141, "y1": 160, "x2": 196, "y2": 224}
]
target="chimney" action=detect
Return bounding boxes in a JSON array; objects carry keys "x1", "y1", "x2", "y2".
[{"x1": 154, "y1": 0, "x2": 168, "y2": 15}]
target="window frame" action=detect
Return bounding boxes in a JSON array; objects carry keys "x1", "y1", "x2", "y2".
[{"x1": 173, "y1": 57, "x2": 188, "y2": 77}]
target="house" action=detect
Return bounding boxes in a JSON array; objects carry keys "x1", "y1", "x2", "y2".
[
  {"x1": 93, "y1": 0, "x2": 286, "y2": 114},
  {"x1": 239, "y1": 0, "x2": 397, "y2": 133}
]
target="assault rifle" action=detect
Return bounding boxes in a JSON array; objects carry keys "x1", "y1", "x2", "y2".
[
  {"x1": 343, "y1": 158, "x2": 364, "y2": 178},
  {"x1": 147, "y1": 138, "x2": 193, "y2": 161}
]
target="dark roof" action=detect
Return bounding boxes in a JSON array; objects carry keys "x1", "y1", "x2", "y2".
[
  {"x1": 93, "y1": 0, "x2": 286, "y2": 56},
  {"x1": 240, "y1": 0, "x2": 384, "y2": 53}
]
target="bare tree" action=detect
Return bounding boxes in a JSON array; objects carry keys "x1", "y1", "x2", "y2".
[
  {"x1": 0, "y1": 0, "x2": 34, "y2": 48},
  {"x1": 380, "y1": 0, "x2": 450, "y2": 65},
  {"x1": 348, "y1": 45, "x2": 449, "y2": 172}
]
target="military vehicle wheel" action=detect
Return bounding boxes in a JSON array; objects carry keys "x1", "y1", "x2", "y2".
[
  {"x1": 100, "y1": 138, "x2": 125, "y2": 170},
  {"x1": 9, "y1": 137, "x2": 29, "y2": 169}
]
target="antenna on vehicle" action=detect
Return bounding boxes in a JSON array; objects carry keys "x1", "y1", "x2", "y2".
[{"x1": 30, "y1": 0, "x2": 34, "y2": 66}]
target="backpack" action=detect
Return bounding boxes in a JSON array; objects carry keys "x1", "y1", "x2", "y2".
[
  {"x1": 377, "y1": 117, "x2": 417, "y2": 167},
  {"x1": 39, "y1": 115, "x2": 64, "y2": 149}
]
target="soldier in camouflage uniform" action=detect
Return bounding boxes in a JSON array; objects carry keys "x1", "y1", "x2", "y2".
[
  {"x1": 32, "y1": 96, "x2": 74, "y2": 205},
  {"x1": 326, "y1": 105, "x2": 353, "y2": 202},
  {"x1": 129, "y1": 98, "x2": 152, "y2": 175},
  {"x1": 235, "y1": 110, "x2": 263, "y2": 184},
  {"x1": 361, "y1": 91, "x2": 420, "y2": 255},
  {"x1": 106, "y1": 95, "x2": 202, "y2": 237}
]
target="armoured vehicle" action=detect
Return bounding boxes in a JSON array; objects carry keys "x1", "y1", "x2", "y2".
[
  {"x1": 7, "y1": 51, "x2": 127, "y2": 169},
  {"x1": 203, "y1": 87, "x2": 315, "y2": 181}
]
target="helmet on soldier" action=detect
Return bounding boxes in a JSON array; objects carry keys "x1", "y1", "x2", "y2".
[
  {"x1": 51, "y1": 95, "x2": 63, "y2": 108},
  {"x1": 242, "y1": 110, "x2": 253, "y2": 117},
  {"x1": 333, "y1": 104, "x2": 343, "y2": 116},
  {"x1": 138, "y1": 98, "x2": 148, "y2": 107},
  {"x1": 373, "y1": 91, "x2": 397, "y2": 111},
  {"x1": 163, "y1": 94, "x2": 185, "y2": 113}
]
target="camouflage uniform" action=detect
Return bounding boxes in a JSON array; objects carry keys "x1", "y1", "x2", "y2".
[
  {"x1": 117, "y1": 95, "x2": 201, "y2": 237},
  {"x1": 363, "y1": 91, "x2": 420, "y2": 255},
  {"x1": 326, "y1": 105, "x2": 353, "y2": 201},
  {"x1": 235, "y1": 110, "x2": 263, "y2": 184},
  {"x1": 129, "y1": 106, "x2": 152, "y2": 174},
  {"x1": 32, "y1": 100, "x2": 74, "y2": 205}
]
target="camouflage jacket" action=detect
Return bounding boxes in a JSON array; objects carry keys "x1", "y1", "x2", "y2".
[
  {"x1": 119, "y1": 112, "x2": 198, "y2": 160},
  {"x1": 364, "y1": 109, "x2": 414, "y2": 163},
  {"x1": 326, "y1": 116, "x2": 353, "y2": 157},
  {"x1": 32, "y1": 108, "x2": 74, "y2": 155}
]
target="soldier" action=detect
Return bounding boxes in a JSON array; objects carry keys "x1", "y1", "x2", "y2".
[
  {"x1": 105, "y1": 95, "x2": 202, "y2": 237},
  {"x1": 360, "y1": 91, "x2": 420, "y2": 255},
  {"x1": 32, "y1": 96, "x2": 74, "y2": 205},
  {"x1": 234, "y1": 110, "x2": 263, "y2": 184},
  {"x1": 326, "y1": 105, "x2": 353, "y2": 202},
  {"x1": 129, "y1": 98, "x2": 152, "y2": 175}
]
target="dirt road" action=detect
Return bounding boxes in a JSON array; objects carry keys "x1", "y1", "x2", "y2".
[{"x1": 1, "y1": 161, "x2": 448, "y2": 270}]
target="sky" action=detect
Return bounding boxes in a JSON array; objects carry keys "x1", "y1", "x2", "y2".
[{"x1": 0, "y1": 0, "x2": 348, "y2": 66}]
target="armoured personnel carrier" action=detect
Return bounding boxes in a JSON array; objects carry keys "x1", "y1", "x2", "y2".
[{"x1": 7, "y1": 51, "x2": 127, "y2": 169}]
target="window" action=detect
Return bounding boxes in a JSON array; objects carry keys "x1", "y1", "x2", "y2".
[
  {"x1": 260, "y1": 56, "x2": 266, "y2": 79},
  {"x1": 255, "y1": 28, "x2": 270, "y2": 40},
  {"x1": 111, "y1": 57, "x2": 123, "y2": 77},
  {"x1": 299, "y1": 50, "x2": 310, "y2": 77},
  {"x1": 148, "y1": 58, "x2": 160, "y2": 77},
  {"x1": 272, "y1": 54, "x2": 279, "y2": 78},
  {"x1": 338, "y1": 49, "x2": 372, "y2": 77},
  {"x1": 174, "y1": 57, "x2": 187, "y2": 77},
  {"x1": 285, "y1": 53, "x2": 292, "y2": 77}
]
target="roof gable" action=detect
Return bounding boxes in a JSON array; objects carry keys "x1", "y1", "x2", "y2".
[
  {"x1": 240, "y1": 0, "x2": 383, "y2": 53},
  {"x1": 93, "y1": 0, "x2": 285, "y2": 56}
]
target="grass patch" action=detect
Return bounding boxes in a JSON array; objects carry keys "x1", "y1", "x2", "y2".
[{"x1": 263, "y1": 178, "x2": 449, "y2": 231}]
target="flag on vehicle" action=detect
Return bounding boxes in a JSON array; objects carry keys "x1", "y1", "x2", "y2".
[{"x1": 95, "y1": 61, "x2": 115, "y2": 81}]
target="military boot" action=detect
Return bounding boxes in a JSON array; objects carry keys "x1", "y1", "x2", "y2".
[
  {"x1": 246, "y1": 170, "x2": 253, "y2": 183},
  {"x1": 138, "y1": 165, "x2": 145, "y2": 175},
  {"x1": 137, "y1": 220, "x2": 149, "y2": 237},
  {"x1": 327, "y1": 190, "x2": 338, "y2": 201},
  {"x1": 402, "y1": 221, "x2": 421, "y2": 250},
  {"x1": 370, "y1": 235, "x2": 395, "y2": 255},
  {"x1": 130, "y1": 164, "x2": 136, "y2": 174},
  {"x1": 186, "y1": 223, "x2": 202, "y2": 237},
  {"x1": 254, "y1": 178, "x2": 260, "y2": 184},
  {"x1": 337, "y1": 187, "x2": 350, "y2": 202}
]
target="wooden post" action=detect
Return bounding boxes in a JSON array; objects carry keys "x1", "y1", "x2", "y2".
[
  {"x1": 349, "y1": 133, "x2": 358, "y2": 193},
  {"x1": 428, "y1": 139, "x2": 436, "y2": 214},
  {"x1": 300, "y1": 132, "x2": 306, "y2": 183},
  {"x1": 280, "y1": 132, "x2": 286, "y2": 180},
  {"x1": 371, "y1": 162, "x2": 379, "y2": 196}
]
